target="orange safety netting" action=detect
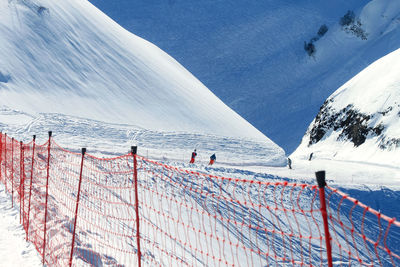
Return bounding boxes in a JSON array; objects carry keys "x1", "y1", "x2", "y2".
[{"x1": 0, "y1": 132, "x2": 399, "y2": 266}]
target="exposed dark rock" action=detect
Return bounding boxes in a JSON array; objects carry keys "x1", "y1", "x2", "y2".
[
  {"x1": 345, "y1": 20, "x2": 368, "y2": 40},
  {"x1": 379, "y1": 106, "x2": 392, "y2": 116},
  {"x1": 379, "y1": 137, "x2": 400, "y2": 150},
  {"x1": 308, "y1": 101, "x2": 386, "y2": 147},
  {"x1": 307, "y1": 99, "x2": 334, "y2": 145},
  {"x1": 339, "y1": 11, "x2": 368, "y2": 40},
  {"x1": 340, "y1": 10, "x2": 356, "y2": 26},
  {"x1": 303, "y1": 24, "x2": 328, "y2": 57},
  {"x1": 373, "y1": 123, "x2": 384, "y2": 136},
  {"x1": 37, "y1": 6, "x2": 49, "y2": 15},
  {"x1": 304, "y1": 41, "x2": 316, "y2": 56},
  {"x1": 317, "y1": 24, "x2": 328, "y2": 37}
]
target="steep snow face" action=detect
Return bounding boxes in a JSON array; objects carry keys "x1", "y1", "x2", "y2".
[
  {"x1": 291, "y1": 48, "x2": 400, "y2": 166},
  {"x1": 0, "y1": 0, "x2": 279, "y2": 149},
  {"x1": 88, "y1": 0, "x2": 400, "y2": 152}
]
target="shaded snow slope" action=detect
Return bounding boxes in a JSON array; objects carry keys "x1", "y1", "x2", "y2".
[
  {"x1": 292, "y1": 48, "x2": 400, "y2": 166},
  {"x1": 88, "y1": 0, "x2": 400, "y2": 152},
  {"x1": 0, "y1": 0, "x2": 282, "y2": 156}
]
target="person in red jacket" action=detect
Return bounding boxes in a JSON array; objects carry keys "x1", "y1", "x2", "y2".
[
  {"x1": 190, "y1": 149, "x2": 197, "y2": 163},
  {"x1": 209, "y1": 153, "x2": 216, "y2": 165}
]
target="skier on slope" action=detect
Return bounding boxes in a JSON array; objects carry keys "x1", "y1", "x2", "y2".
[
  {"x1": 209, "y1": 153, "x2": 216, "y2": 165},
  {"x1": 288, "y1": 157, "x2": 292, "y2": 169},
  {"x1": 190, "y1": 149, "x2": 197, "y2": 163}
]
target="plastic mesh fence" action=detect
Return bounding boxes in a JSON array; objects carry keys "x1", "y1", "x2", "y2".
[
  {"x1": 28, "y1": 140, "x2": 50, "y2": 258},
  {"x1": 137, "y1": 157, "x2": 327, "y2": 266},
  {"x1": 71, "y1": 152, "x2": 139, "y2": 266},
  {"x1": 0, "y1": 133, "x2": 399, "y2": 266},
  {"x1": 325, "y1": 186, "x2": 400, "y2": 266}
]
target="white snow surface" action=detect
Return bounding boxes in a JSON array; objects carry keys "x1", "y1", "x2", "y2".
[
  {"x1": 328, "y1": 49, "x2": 400, "y2": 118},
  {"x1": 0, "y1": 184, "x2": 42, "y2": 266},
  {"x1": 0, "y1": 0, "x2": 280, "y2": 149},
  {"x1": 292, "y1": 48, "x2": 400, "y2": 167}
]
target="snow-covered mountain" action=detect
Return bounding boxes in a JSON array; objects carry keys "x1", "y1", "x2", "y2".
[
  {"x1": 292, "y1": 48, "x2": 400, "y2": 166},
  {"x1": 1, "y1": 1, "x2": 400, "y2": 266},
  {"x1": 0, "y1": 0, "x2": 285, "y2": 163},
  {"x1": 88, "y1": 0, "x2": 400, "y2": 152}
]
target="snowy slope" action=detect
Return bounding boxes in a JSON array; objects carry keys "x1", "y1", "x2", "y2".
[
  {"x1": 1, "y1": 1, "x2": 400, "y2": 264},
  {"x1": 0, "y1": 184, "x2": 42, "y2": 266},
  {"x1": 0, "y1": 0, "x2": 283, "y2": 160},
  {"x1": 0, "y1": 107, "x2": 286, "y2": 166},
  {"x1": 292, "y1": 48, "x2": 400, "y2": 166},
  {"x1": 88, "y1": 0, "x2": 400, "y2": 152}
]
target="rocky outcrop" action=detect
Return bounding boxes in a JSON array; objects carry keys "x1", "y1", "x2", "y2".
[{"x1": 308, "y1": 100, "x2": 384, "y2": 147}]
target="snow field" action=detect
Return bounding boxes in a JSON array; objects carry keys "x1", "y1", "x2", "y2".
[{"x1": 0, "y1": 183, "x2": 42, "y2": 266}]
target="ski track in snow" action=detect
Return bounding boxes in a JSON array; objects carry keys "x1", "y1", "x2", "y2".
[{"x1": 0, "y1": 110, "x2": 285, "y2": 167}]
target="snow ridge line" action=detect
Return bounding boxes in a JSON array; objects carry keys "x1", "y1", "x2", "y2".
[{"x1": 0, "y1": 132, "x2": 399, "y2": 266}]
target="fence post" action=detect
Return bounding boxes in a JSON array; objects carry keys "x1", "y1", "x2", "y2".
[
  {"x1": 19, "y1": 141, "x2": 24, "y2": 224},
  {"x1": 11, "y1": 137, "x2": 14, "y2": 207},
  {"x1": 316, "y1": 171, "x2": 333, "y2": 267},
  {"x1": 132, "y1": 146, "x2": 141, "y2": 267},
  {"x1": 26, "y1": 135, "x2": 36, "y2": 241},
  {"x1": 4, "y1": 134, "x2": 7, "y2": 192},
  {"x1": 43, "y1": 131, "x2": 52, "y2": 264},
  {"x1": 21, "y1": 142, "x2": 26, "y2": 232},
  {"x1": 69, "y1": 148, "x2": 86, "y2": 267},
  {"x1": 0, "y1": 132, "x2": 2, "y2": 184}
]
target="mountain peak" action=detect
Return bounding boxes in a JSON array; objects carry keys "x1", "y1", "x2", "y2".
[{"x1": 292, "y1": 48, "x2": 400, "y2": 166}]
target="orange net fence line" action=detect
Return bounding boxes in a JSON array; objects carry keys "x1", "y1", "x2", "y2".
[
  {"x1": 0, "y1": 132, "x2": 399, "y2": 266},
  {"x1": 325, "y1": 185, "x2": 400, "y2": 266},
  {"x1": 137, "y1": 157, "x2": 324, "y2": 266}
]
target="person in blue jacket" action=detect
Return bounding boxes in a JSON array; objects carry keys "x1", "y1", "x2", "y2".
[{"x1": 209, "y1": 153, "x2": 216, "y2": 165}]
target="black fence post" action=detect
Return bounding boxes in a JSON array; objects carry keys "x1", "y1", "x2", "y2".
[
  {"x1": 26, "y1": 135, "x2": 36, "y2": 241},
  {"x1": 11, "y1": 137, "x2": 14, "y2": 207},
  {"x1": 19, "y1": 141, "x2": 24, "y2": 225},
  {"x1": 316, "y1": 171, "x2": 333, "y2": 267},
  {"x1": 69, "y1": 147, "x2": 86, "y2": 267},
  {"x1": 43, "y1": 131, "x2": 52, "y2": 264},
  {"x1": 4, "y1": 133, "x2": 7, "y2": 192},
  {"x1": 131, "y1": 146, "x2": 141, "y2": 267}
]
